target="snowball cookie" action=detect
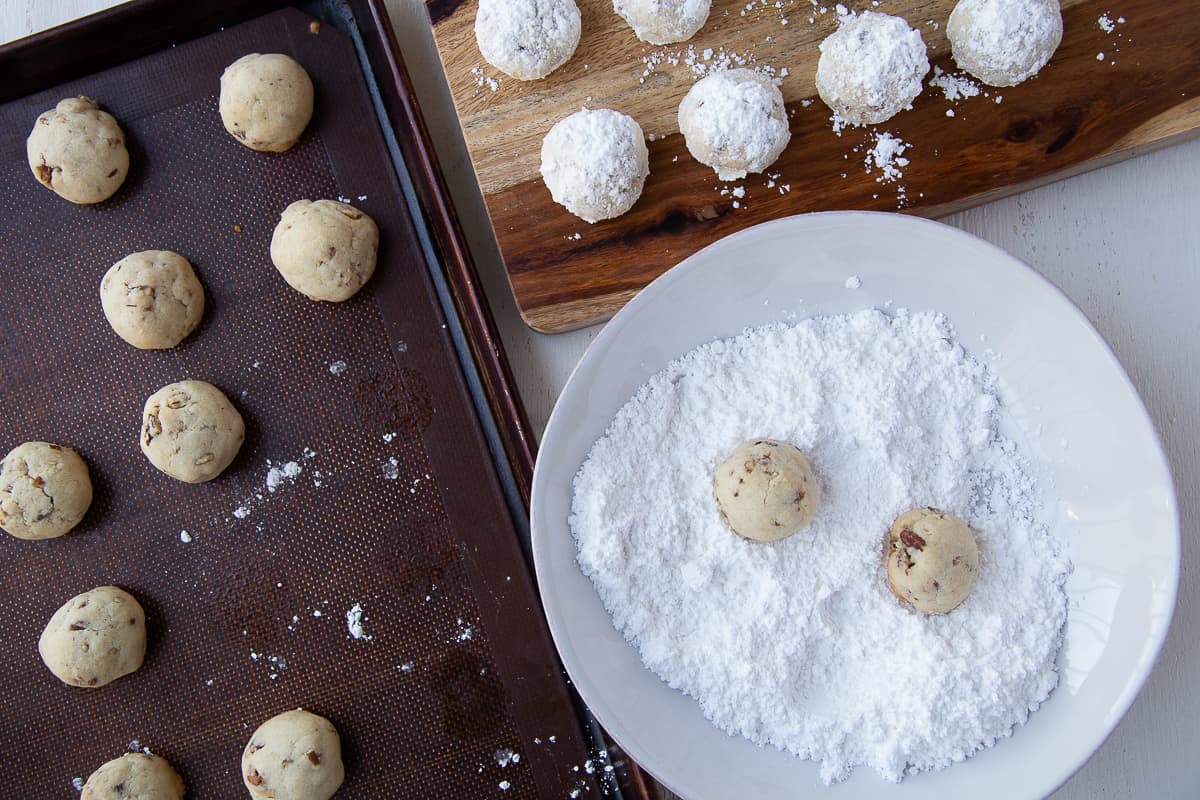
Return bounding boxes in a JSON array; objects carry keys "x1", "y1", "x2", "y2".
[
  {"x1": 947, "y1": 0, "x2": 1063, "y2": 87},
  {"x1": 220, "y1": 53, "x2": 314, "y2": 152},
  {"x1": 713, "y1": 439, "x2": 819, "y2": 542},
  {"x1": 0, "y1": 441, "x2": 92, "y2": 541},
  {"x1": 39, "y1": 586, "x2": 146, "y2": 688},
  {"x1": 886, "y1": 507, "x2": 980, "y2": 614},
  {"x1": 815, "y1": 11, "x2": 930, "y2": 126},
  {"x1": 678, "y1": 69, "x2": 790, "y2": 182},
  {"x1": 26, "y1": 96, "x2": 129, "y2": 204},
  {"x1": 475, "y1": 0, "x2": 582, "y2": 80},
  {"x1": 243, "y1": 709, "x2": 344, "y2": 800},
  {"x1": 82, "y1": 753, "x2": 184, "y2": 800},
  {"x1": 100, "y1": 250, "x2": 205, "y2": 350},
  {"x1": 540, "y1": 108, "x2": 650, "y2": 224},
  {"x1": 270, "y1": 199, "x2": 379, "y2": 302},
  {"x1": 613, "y1": 0, "x2": 711, "y2": 45},
  {"x1": 141, "y1": 380, "x2": 245, "y2": 483}
]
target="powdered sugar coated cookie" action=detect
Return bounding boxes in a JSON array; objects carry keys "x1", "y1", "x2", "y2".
[
  {"x1": 613, "y1": 0, "x2": 712, "y2": 45},
  {"x1": 947, "y1": 0, "x2": 1063, "y2": 87},
  {"x1": 678, "y1": 69, "x2": 790, "y2": 181},
  {"x1": 540, "y1": 108, "x2": 650, "y2": 223},
  {"x1": 816, "y1": 11, "x2": 930, "y2": 126},
  {"x1": 475, "y1": 0, "x2": 582, "y2": 81}
]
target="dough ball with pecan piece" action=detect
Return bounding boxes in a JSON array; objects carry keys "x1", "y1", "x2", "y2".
[
  {"x1": 243, "y1": 709, "x2": 344, "y2": 800},
  {"x1": 81, "y1": 753, "x2": 184, "y2": 800},
  {"x1": 886, "y1": 507, "x2": 979, "y2": 614},
  {"x1": 0, "y1": 441, "x2": 92, "y2": 540},
  {"x1": 713, "y1": 439, "x2": 819, "y2": 542},
  {"x1": 141, "y1": 380, "x2": 244, "y2": 483},
  {"x1": 39, "y1": 585, "x2": 146, "y2": 688},
  {"x1": 219, "y1": 53, "x2": 314, "y2": 152},
  {"x1": 270, "y1": 199, "x2": 379, "y2": 302},
  {"x1": 26, "y1": 95, "x2": 129, "y2": 204},
  {"x1": 100, "y1": 250, "x2": 205, "y2": 350}
]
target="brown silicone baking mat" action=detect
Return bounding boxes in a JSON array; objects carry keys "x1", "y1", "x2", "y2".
[{"x1": 0, "y1": 6, "x2": 604, "y2": 798}]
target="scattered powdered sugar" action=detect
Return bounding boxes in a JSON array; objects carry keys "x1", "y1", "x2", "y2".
[
  {"x1": 179, "y1": 530, "x2": 192, "y2": 543},
  {"x1": 71, "y1": 777, "x2": 84, "y2": 792},
  {"x1": 452, "y1": 618, "x2": 475, "y2": 642},
  {"x1": 929, "y1": 65, "x2": 981, "y2": 101},
  {"x1": 1098, "y1": 13, "x2": 1115, "y2": 33},
  {"x1": 494, "y1": 748, "x2": 522, "y2": 767},
  {"x1": 328, "y1": 360, "x2": 347, "y2": 375},
  {"x1": 570, "y1": 309, "x2": 1070, "y2": 783},
  {"x1": 498, "y1": 780, "x2": 511, "y2": 791},
  {"x1": 844, "y1": 275, "x2": 862, "y2": 289},
  {"x1": 346, "y1": 603, "x2": 373, "y2": 641},
  {"x1": 266, "y1": 461, "x2": 302, "y2": 492},
  {"x1": 864, "y1": 132, "x2": 910, "y2": 183},
  {"x1": 382, "y1": 457, "x2": 400, "y2": 480},
  {"x1": 471, "y1": 64, "x2": 501, "y2": 92}
]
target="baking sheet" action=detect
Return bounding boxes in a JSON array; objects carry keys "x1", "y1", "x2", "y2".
[{"x1": 0, "y1": 7, "x2": 601, "y2": 797}]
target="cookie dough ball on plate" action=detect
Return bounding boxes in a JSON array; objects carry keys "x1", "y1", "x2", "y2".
[
  {"x1": 220, "y1": 53, "x2": 314, "y2": 152},
  {"x1": 947, "y1": 0, "x2": 1063, "y2": 87},
  {"x1": 0, "y1": 441, "x2": 92, "y2": 541},
  {"x1": 614, "y1": 0, "x2": 711, "y2": 45},
  {"x1": 540, "y1": 108, "x2": 650, "y2": 223},
  {"x1": 271, "y1": 199, "x2": 379, "y2": 302},
  {"x1": 243, "y1": 709, "x2": 344, "y2": 800},
  {"x1": 26, "y1": 96, "x2": 129, "y2": 204},
  {"x1": 678, "y1": 68, "x2": 790, "y2": 181},
  {"x1": 886, "y1": 507, "x2": 979, "y2": 614},
  {"x1": 100, "y1": 250, "x2": 205, "y2": 350},
  {"x1": 476, "y1": 0, "x2": 582, "y2": 80},
  {"x1": 82, "y1": 753, "x2": 184, "y2": 800},
  {"x1": 816, "y1": 11, "x2": 930, "y2": 126},
  {"x1": 713, "y1": 439, "x2": 818, "y2": 542},
  {"x1": 141, "y1": 380, "x2": 245, "y2": 483},
  {"x1": 39, "y1": 586, "x2": 146, "y2": 688}
]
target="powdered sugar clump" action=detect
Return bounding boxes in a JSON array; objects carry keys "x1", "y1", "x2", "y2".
[
  {"x1": 929, "y1": 65, "x2": 981, "y2": 101},
  {"x1": 571, "y1": 310, "x2": 1069, "y2": 783},
  {"x1": 865, "y1": 132, "x2": 910, "y2": 183},
  {"x1": 346, "y1": 603, "x2": 372, "y2": 641}
]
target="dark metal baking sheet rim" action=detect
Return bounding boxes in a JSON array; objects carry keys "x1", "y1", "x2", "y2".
[{"x1": 0, "y1": 1, "x2": 650, "y2": 798}]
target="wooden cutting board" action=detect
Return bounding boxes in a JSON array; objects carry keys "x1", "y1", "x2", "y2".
[{"x1": 427, "y1": 0, "x2": 1200, "y2": 332}]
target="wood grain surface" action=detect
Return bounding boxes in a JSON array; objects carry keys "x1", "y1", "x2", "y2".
[{"x1": 428, "y1": 0, "x2": 1200, "y2": 332}]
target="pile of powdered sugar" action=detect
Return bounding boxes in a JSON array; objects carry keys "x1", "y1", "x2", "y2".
[{"x1": 570, "y1": 309, "x2": 1070, "y2": 783}]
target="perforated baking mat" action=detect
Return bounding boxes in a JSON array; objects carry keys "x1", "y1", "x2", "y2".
[{"x1": 0, "y1": 7, "x2": 603, "y2": 798}]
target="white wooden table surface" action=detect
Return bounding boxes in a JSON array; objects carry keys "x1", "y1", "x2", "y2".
[{"x1": 5, "y1": 3, "x2": 1196, "y2": 798}]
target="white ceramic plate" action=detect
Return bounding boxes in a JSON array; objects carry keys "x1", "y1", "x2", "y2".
[{"x1": 530, "y1": 212, "x2": 1179, "y2": 799}]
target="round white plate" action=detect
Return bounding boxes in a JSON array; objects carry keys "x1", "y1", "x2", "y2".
[{"x1": 530, "y1": 212, "x2": 1179, "y2": 799}]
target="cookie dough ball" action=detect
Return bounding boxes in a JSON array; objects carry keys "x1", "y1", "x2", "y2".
[
  {"x1": 816, "y1": 11, "x2": 930, "y2": 126},
  {"x1": 243, "y1": 709, "x2": 344, "y2": 800},
  {"x1": 220, "y1": 53, "x2": 314, "y2": 152},
  {"x1": 678, "y1": 69, "x2": 790, "y2": 181},
  {"x1": 886, "y1": 507, "x2": 979, "y2": 614},
  {"x1": 0, "y1": 441, "x2": 92, "y2": 541},
  {"x1": 141, "y1": 380, "x2": 244, "y2": 483},
  {"x1": 26, "y1": 96, "x2": 129, "y2": 204},
  {"x1": 39, "y1": 586, "x2": 146, "y2": 688},
  {"x1": 540, "y1": 108, "x2": 650, "y2": 224},
  {"x1": 82, "y1": 753, "x2": 184, "y2": 800},
  {"x1": 475, "y1": 0, "x2": 582, "y2": 80},
  {"x1": 713, "y1": 439, "x2": 818, "y2": 542},
  {"x1": 947, "y1": 0, "x2": 1063, "y2": 87},
  {"x1": 270, "y1": 199, "x2": 379, "y2": 302},
  {"x1": 614, "y1": 0, "x2": 711, "y2": 45},
  {"x1": 100, "y1": 250, "x2": 205, "y2": 350}
]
